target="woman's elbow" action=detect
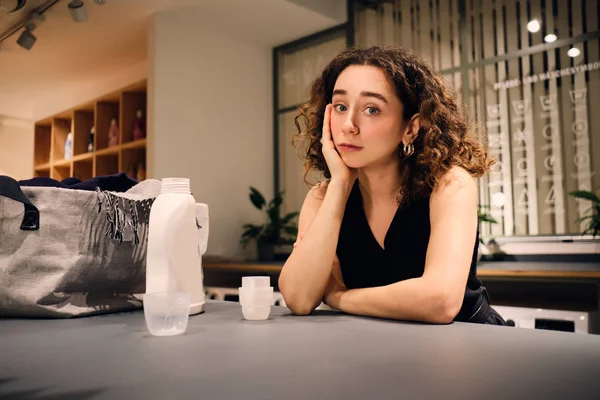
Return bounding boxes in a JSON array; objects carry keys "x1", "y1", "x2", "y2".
[
  {"x1": 286, "y1": 300, "x2": 315, "y2": 316},
  {"x1": 428, "y1": 290, "x2": 463, "y2": 324},
  {"x1": 280, "y1": 290, "x2": 315, "y2": 315},
  {"x1": 435, "y1": 303, "x2": 460, "y2": 324},
  {"x1": 278, "y1": 277, "x2": 315, "y2": 316}
]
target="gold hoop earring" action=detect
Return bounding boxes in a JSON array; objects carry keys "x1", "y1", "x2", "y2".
[{"x1": 403, "y1": 143, "x2": 414, "y2": 157}]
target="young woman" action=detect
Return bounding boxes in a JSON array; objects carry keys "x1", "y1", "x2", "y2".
[{"x1": 278, "y1": 45, "x2": 506, "y2": 325}]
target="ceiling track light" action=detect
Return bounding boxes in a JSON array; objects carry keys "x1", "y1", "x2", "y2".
[
  {"x1": 16, "y1": 28, "x2": 35, "y2": 50},
  {"x1": 24, "y1": 11, "x2": 45, "y2": 31},
  {"x1": 15, "y1": 10, "x2": 44, "y2": 50},
  {"x1": 0, "y1": 0, "x2": 59, "y2": 48},
  {"x1": 68, "y1": 0, "x2": 87, "y2": 23}
]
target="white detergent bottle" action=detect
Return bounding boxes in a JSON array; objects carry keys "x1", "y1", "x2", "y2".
[{"x1": 146, "y1": 178, "x2": 208, "y2": 315}]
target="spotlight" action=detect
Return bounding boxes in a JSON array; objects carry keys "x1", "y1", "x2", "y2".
[
  {"x1": 24, "y1": 12, "x2": 45, "y2": 31},
  {"x1": 527, "y1": 19, "x2": 541, "y2": 33},
  {"x1": 544, "y1": 33, "x2": 557, "y2": 43},
  {"x1": 0, "y1": 0, "x2": 27, "y2": 13},
  {"x1": 567, "y1": 47, "x2": 581, "y2": 57},
  {"x1": 93, "y1": 0, "x2": 106, "y2": 4},
  {"x1": 68, "y1": 0, "x2": 87, "y2": 23},
  {"x1": 17, "y1": 29, "x2": 36, "y2": 50}
]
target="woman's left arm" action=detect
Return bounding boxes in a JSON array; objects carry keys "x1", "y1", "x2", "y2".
[{"x1": 324, "y1": 167, "x2": 479, "y2": 324}]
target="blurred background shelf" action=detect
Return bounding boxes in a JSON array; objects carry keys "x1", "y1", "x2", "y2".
[
  {"x1": 122, "y1": 138, "x2": 147, "y2": 150},
  {"x1": 32, "y1": 80, "x2": 148, "y2": 181}
]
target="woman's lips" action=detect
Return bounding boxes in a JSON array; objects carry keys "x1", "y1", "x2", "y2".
[{"x1": 337, "y1": 144, "x2": 363, "y2": 152}]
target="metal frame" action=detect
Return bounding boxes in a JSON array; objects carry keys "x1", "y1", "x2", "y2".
[
  {"x1": 458, "y1": 0, "x2": 470, "y2": 100},
  {"x1": 272, "y1": 22, "x2": 351, "y2": 195}
]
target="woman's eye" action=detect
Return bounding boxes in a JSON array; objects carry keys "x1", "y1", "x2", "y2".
[
  {"x1": 366, "y1": 107, "x2": 380, "y2": 115},
  {"x1": 334, "y1": 104, "x2": 347, "y2": 112}
]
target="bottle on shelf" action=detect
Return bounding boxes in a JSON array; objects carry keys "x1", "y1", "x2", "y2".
[
  {"x1": 64, "y1": 132, "x2": 73, "y2": 160},
  {"x1": 133, "y1": 109, "x2": 146, "y2": 141},
  {"x1": 127, "y1": 164, "x2": 137, "y2": 180},
  {"x1": 108, "y1": 118, "x2": 119, "y2": 147},
  {"x1": 88, "y1": 126, "x2": 95, "y2": 152},
  {"x1": 136, "y1": 162, "x2": 146, "y2": 181}
]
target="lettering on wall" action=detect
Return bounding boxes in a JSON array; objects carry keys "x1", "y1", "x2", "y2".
[
  {"x1": 494, "y1": 61, "x2": 600, "y2": 90},
  {"x1": 485, "y1": 103, "x2": 505, "y2": 220}
]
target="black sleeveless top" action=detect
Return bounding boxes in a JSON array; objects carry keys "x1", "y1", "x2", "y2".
[{"x1": 336, "y1": 181, "x2": 485, "y2": 322}]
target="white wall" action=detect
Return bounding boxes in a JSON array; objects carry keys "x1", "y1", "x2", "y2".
[
  {"x1": 149, "y1": 9, "x2": 274, "y2": 258},
  {"x1": 285, "y1": 0, "x2": 347, "y2": 23},
  {"x1": 33, "y1": 61, "x2": 147, "y2": 121},
  {"x1": 0, "y1": 117, "x2": 34, "y2": 180}
]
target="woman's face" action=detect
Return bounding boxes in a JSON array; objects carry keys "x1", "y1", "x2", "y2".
[{"x1": 330, "y1": 65, "x2": 406, "y2": 170}]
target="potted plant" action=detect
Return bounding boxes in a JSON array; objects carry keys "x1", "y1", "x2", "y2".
[
  {"x1": 477, "y1": 204, "x2": 498, "y2": 241},
  {"x1": 569, "y1": 189, "x2": 599, "y2": 237},
  {"x1": 240, "y1": 186, "x2": 299, "y2": 262},
  {"x1": 477, "y1": 204, "x2": 498, "y2": 261}
]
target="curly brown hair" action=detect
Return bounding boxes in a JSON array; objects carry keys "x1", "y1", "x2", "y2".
[{"x1": 293, "y1": 45, "x2": 494, "y2": 207}]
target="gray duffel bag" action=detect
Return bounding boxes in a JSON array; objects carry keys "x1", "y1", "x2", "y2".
[{"x1": 0, "y1": 175, "x2": 160, "y2": 318}]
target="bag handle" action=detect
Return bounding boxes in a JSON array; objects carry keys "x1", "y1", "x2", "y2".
[{"x1": 0, "y1": 175, "x2": 39, "y2": 230}]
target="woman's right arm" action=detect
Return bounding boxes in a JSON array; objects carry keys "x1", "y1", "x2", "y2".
[
  {"x1": 279, "y1": 103, "x2": 357, "y2": 315},
  {"x1": 278, "y1": 179, "x2": 353, "y2": 315}
]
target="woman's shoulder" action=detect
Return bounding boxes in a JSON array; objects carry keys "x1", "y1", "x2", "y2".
[
  {"x1": 297, "y1": 180, "x2": 330, "y2": 219},
  {"x1": 429, "y1": 166, "x2": 478, "y2": 211},
  {"x1": 432, "y1": 166, "x2": 477, "y2": 197}
]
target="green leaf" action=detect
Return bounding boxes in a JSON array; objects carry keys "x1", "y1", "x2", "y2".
[
  {"x1": 283, "y1": 225, "x2": 298, "y2": 236},
  {"x1": 569, "y1": 190, "x2": 600, "y2": 203},
  {"x1": 241, "y1": 224, "x2": 263, "y2": 238},
  {"x1": 281, "y1": 211, "x2": 299, "y2": 225},
  {"x1": 478, "y1": 215, "x2": 498, "y2": 224},
  {"x1": 241, "y1": 187, "x2": 303, "y2": 249},
  {"x1": 249, "y1": 186, "x2": 266, "y2": 210},
  {"x1": 240, "y1": 224, "x2": 264, "y2": 248}
]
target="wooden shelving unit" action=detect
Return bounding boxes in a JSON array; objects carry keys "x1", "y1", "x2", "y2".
[{"x1": 33, "y1": 80, "x2": 148, "y2": 181}]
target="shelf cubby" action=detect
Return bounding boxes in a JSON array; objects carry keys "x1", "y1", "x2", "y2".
[
  {"x1": 95, "y1": 101, "x2": 120, "y2": 151},
  {"x1": 34, "y1": 166, "x2": 50, "y2": 178},
  {"x1": 95, "y1": 153, "x2": 119, "y2": 177},
  {"x1": 51, "y1": 117, "x2": 72, "y2": 163},
  {"x1": 122, "y1": 147, "x2": 146, "y2": 180},
  {"x1": 73, "y1": 110, "x2": 95, "y2": 156},
  {"x1": 34, "y1": 124, "x2": 51, "y2": 166},
  {"x1": 51, "y1": 165, "x2": 71, "y2": 181},
  {"x1": 73, "y1": 159, "x2": 93, "y2": 182},
  {"x1": 32, "y1": 80, "x2": 147, "y2": 182},
  {"x1": 121, "y1": 90, "x2": 147, "y2": 144}
]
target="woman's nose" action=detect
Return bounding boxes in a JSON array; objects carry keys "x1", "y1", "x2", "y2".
[{"x1": 341, "y1": 109, "x2": 360, "y2": 135}]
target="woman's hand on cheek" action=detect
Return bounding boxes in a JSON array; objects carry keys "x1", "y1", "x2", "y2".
[{"x1": 321, "y1": 104, "x2": 357, "y2": 185}]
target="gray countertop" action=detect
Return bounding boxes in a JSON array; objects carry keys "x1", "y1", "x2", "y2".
[{"x1": 2, "y1": 301, "x2": 600, "y2": 399}]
